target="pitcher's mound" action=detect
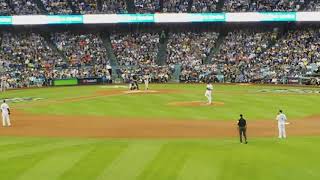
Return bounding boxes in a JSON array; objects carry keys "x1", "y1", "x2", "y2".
[
  {"x1": 168, "y1": 101, "x2": 225, "y2": 107},
  {"x1": 123, "y1": 90, "x2": 159, "y2": 94}
]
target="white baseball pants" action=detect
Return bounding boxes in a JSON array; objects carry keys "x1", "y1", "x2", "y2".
[
  {"x1": 205, "y1": 91, "x2": 212, "y2": 104},
  {"x1": 278, "y1": 123, "x2": 286, "y2": 138},
  {"x1": 2, "y1": 113, "x2": 11, "y2": 127}
]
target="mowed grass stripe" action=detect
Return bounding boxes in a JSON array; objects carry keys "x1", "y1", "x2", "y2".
[
  {"x1": 177, "y1": 145, "x2": 224, "y2": 180},
  {"x1": 0, "y1": 139, "x2": 97, "y2": 160},
  {"x1": 0, "y1": 149, "x2": 59, "y2": 180},
  {"x1": 137, "y1": 142, "x2": 189, "y2": 180},
  {"x1": 59, "y1": 141, "x2": 128, "y2": 180},
  {"x1": 16, "y1": 144, "x2": 95, "y2": 180},
  {"x1": 97, "y1": 141, "x2": 164, "y2": 180},
  {"x1": 0, "y1": 139, "x2": 59, "y2": 154}
]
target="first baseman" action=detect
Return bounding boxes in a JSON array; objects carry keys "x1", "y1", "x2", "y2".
[
  {"x1": 1, "y1": 100, "x2": 11, "y2": 127},
  {"x1": 276, "y1": 110, "x2": 287, "y2": 139}
]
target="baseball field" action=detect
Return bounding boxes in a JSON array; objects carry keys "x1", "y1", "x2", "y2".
[{"x1": 0, "y1": 84, "x2": 319, "y2": 180}]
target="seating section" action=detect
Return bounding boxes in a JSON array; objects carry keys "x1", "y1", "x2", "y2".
[
  {"x1": 51, "y1": 32, "x2": 109, "y2": 66},
  {"x1": 134, "y1": 0, "x2": 160, "y2": 13},
  {"x1": 101, "y1": 0, "x2": 128, "y2": 14},
  {"x1": 41, "y1": 0, "x2": 73, "y2": 15},
  {"x1": 167, "y1": 32, "x2": 219, "y2": 65},
  {"x1": 163, "y1": 0, "x2": 190, "y2": 13},
  {"x1": 111, "y1": 33, "x2": 159, "y2": 66}
]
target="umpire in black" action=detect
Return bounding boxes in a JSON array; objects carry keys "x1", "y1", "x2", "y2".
[{"x1": 237, "y1": 114, "x2": 248, "y2": 144}]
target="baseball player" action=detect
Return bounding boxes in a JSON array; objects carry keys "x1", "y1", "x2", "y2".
[
  {"x1": 204, "y1": 82, "x2": 213, "y2": 104},
  {"x1": 1, "y1": 100, "x2": 11, "y2": 127},
  {"x1": 144, "y1": 74, "x2": 150, "y2": 90},
  {"x1": 276, "y1": 110, "x2": 287, "y2": 139}
]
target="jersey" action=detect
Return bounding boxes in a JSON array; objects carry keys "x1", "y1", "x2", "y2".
[
  {"x1": 1, "y1": 103, "x2": 9, "y2": 115},
  {"x1": 238, "y1": 118, "x2": 246, "y2": 128},
  {"x1": 276, "y1": 113, "x2": 287, "y2": 124},
  {"x1": 144, "y1": 75, "x2": 150, "y2": 82},
  {"x1": 206, "y1": 84, "x2": 213, "y2": 92}
]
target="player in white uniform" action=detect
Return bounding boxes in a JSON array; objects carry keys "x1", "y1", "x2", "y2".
[
  {"x1": 205, "y1": 82, "x2": 213, "y2": 105},
  {"x1": 1, "y1": 100, "x2": 11, "y2": 127},
  {"x1": 144, "y1": 74, "x2": 150, "y2": 90},
  {"x1": 276, "y1": 110, "x2": 287, "y2": 139}
]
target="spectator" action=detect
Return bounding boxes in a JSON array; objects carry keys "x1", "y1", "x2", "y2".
[{"x1": 0, "y1": 0, "x2": 12, "y2": 15}]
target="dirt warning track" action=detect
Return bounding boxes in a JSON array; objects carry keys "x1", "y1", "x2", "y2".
[{"x1": 0, "y1": 110, "x2": 320, "y2": 138}]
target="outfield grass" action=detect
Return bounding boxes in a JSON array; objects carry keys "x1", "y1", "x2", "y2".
[
  {"x1": 1, "y1": 84, "x2": 320, "y2": 120},
  {"x1": 0, "y1": 136, "x2": 319, "y2": 180}
]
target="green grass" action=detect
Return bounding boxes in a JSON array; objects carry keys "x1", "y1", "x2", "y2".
[
  {"x1": 0, "y1": 84, "x2": 320, "y2": 179},
  {"x1": 0, "y1": 136, "x2": 319, "y2": 180},
  {"x1": 1, "y1": 84, "x2": 320, "y2": 120}
]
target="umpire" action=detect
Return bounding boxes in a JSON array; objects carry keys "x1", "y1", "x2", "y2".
[{"x1": 237, "y1": 114, "x2": 248, "y2": 144}]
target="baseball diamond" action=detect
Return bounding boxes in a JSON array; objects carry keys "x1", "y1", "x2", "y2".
[
  {"x1": 0, "y1": 84, "x2": 320, "y2": 179},
  {"x1": 2, "y1": 0, "x2": 320, "y2": 179}
]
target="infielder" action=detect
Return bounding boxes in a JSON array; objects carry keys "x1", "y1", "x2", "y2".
[
  {"x1": 144, "y1": 74, "x2": 150, "y2": 90},
  {"x1": 1, "y1": 100, "x2": 11, "y2": 127},
  {"x1": 204, "y1": 82, "x2": 213, "y2": 104},
  {"x1": 276, "y1": 110, "x2": 287, "y2": 139}
]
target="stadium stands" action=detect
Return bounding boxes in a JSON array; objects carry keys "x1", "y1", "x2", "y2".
[
  {"x1": 111, "y1": 33, "x2": 159, "y2": 66},
  {"x1": 11, "y1": 0, "x2": 41, "y2": 15},
  {"x1": 41, "y1": 0, "x2": 73, "y2": 15},
  {"x1": 167, "y1": 32, "x2": 219, "y2": 65},
  {"x1": 191, "y1": 0, "x2": 219, "y2": 13},
  {"x1": 101, "y1": 0, "x2": 128, "y2": 14},
  {"x1": 134, "y1": 0, "x2": 160, "y2": 13},
  {"x1": 51, "y1": 32, "x2": 109, "y2": 67},
  {"x1": 163, "y1": 0, "x2": 190, "y2": 13},
  {"x1": 72, "y1": 0, "x2": 99, "y2": 14},
  {"x1": 0, "y1": 0, "x2": 12, "y2": 15}
]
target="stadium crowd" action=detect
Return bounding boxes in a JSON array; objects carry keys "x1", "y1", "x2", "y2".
[
  {"x1": 41, "y1": 0, "x2": 73, "y2": 15},
  {"x1": 52, "y1": 32, "x2": 109, "y2": 67},
  {"x1": 111, "y1": 33, "x2": 159, "y2": 66},
  {"x1": 101, "y1": 0, "x2": 127, "y2": 14},
  {"x1": 0, "y1": 0, "x2": 11, "y2": 15},
  {"x1": 191, "y1": 0, "x2": 219, "y2": 13},
  {"x1": 2, "y1": 28, "x2": 320, "y2": 87},
  {"x1": 163, "y1": 0, "x2": 190, "y2": 13},
  {"x1": 134, "y1": 0, "x2": 160, "y2": 13}
]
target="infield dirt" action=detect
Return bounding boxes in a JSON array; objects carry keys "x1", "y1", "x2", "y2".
[{"x1": 0, "y1": 110, "x2": 319, "y2": 139}]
